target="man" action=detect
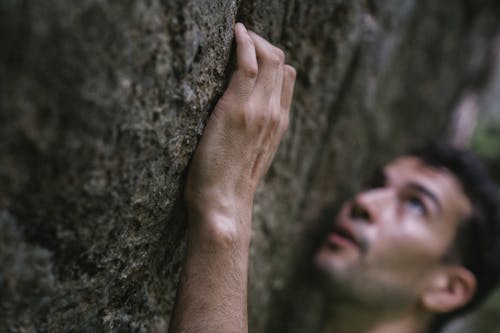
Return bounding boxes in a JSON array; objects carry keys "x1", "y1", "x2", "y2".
[
  {"x1": 169, "y1": 23, "x2": 500, "y2": 333},
  {"x1": 313, "y1": 145, "x2": 500, "y2": 333}
]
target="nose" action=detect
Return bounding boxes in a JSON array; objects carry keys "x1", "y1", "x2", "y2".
[
  {"x1": 349, "y1": 188, "x2": 392, "y2": 224},
  {"x1": 350, "y1": 199, "x2": 371, "y2": 222}
]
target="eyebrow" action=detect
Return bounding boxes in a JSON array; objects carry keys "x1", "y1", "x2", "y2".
[
  {"x1": 406, "y1": 182, "x2": 443, "y2": 214},
  {"x1": 370, "y1": 167, "x2": 443, "y2": 214}
]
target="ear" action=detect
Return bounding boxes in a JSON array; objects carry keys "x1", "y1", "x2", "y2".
[{"x1": 420, "y1": 267, "x2": 477, "y2": 313}]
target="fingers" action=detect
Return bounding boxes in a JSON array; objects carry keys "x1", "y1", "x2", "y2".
[
  {"x1": 225, "y1": 23, "x2": 295, "y2": 112},
  {"x1": 225, "y1": 23, "x2": 258, "y2": 101},
  {"x1": 280, "y1": 65, "x2": 296, "y2": 114},
  {"x1": 248, "y1": 31, "x2": 284, "y2": 104},
  {"x1": 265, "y1": 66, "x2": 296, "y2": 171}
]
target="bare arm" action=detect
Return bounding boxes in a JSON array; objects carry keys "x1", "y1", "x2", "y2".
[{"x1": 169, "y1": 23, "x2": 296, "y2": 333}]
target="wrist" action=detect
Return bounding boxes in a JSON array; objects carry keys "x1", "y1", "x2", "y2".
[{"x1": 185, "y1": 195, "x2": 253, "y2": 248}]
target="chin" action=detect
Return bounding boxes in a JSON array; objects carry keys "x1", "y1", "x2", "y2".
[
  {"x1": 314, "y1": 246, "x2": 347, "y2": 279},
  {"x1": 314, "y1": 245, "x2": 368, "y2": 288},
  {"x1": 312, "y1": 249, "x2": 359, "y2": 301}
]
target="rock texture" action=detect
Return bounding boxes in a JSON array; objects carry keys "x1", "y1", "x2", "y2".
[{"x1": 1, "y1": 0, "x2": 499, "y2": 332}]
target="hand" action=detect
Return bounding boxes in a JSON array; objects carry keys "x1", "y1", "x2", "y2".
[
  {"x1": 171, "y1": 24, "x2": 295, "y2": 332},
  {"x1": 185, "y1": 23, "x2": 296, "y2": 233}
]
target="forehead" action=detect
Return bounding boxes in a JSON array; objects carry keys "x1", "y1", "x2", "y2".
[{"x1": 384, "y1": 156, "x2": 472, "y2": 216}]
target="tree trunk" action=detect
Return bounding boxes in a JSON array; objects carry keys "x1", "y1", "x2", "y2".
[{"x1": 1, "y1": 1, "x2": 499, "y2": 332}]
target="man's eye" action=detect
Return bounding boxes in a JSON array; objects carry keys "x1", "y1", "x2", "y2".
[{"x1": 405, "y1": 196, "x2": 427, "y2": 216}]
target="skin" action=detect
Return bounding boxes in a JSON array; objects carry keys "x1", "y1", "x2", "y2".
[
  {"x1": 170, "y1": 23, "x2": 476, "y2": 333},
  {"x1": 315, "y1": 157, "x2": 476, "y2": 333},
  {"x1": 169, "y1": 23, "x2": 296, "y2": 333}
]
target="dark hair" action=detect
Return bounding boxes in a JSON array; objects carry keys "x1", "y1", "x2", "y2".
[{"x1": 411, "y1": 142, "x2": 500, "y2": 331}]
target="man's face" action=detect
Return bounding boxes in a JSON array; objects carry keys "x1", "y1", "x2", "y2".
[{"x1": 314, "y1": 156, "x2": 472, "y2": 305}]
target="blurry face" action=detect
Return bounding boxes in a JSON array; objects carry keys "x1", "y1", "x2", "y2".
[{"x1": 314, "y1": 156, "x2": 472, "y2": 305}]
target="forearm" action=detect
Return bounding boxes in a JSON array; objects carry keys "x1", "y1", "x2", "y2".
[
  {"x1": 170, "y1": 207, "x2": 252, "y2": 333},
  {"x1": 169, "y1": 22, "x2": 295, "y2": 333}
]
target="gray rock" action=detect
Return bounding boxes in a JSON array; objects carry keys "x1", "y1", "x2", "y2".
[{"x1": 1, "y1": 0, "x2": 499, "y2": 332}]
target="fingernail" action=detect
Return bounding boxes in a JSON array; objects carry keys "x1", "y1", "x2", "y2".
[{"x1": 237, "y1": 22, "x2": 247, "y2": 33}]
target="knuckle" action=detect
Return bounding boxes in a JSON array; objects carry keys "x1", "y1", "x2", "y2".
[
  {"x1": 268, "y1": 54, "x2": 281, "y2": 67},
  {"x1": 266, "y1": 48, "x2": 284, "y2": 67},
  {"x1": 269, "y1": 108, "x2": 281, "y2": 126},
  {"x1": 228, "y1": 101, "x2": 252, "y2": 127},
  {"x1": 274, "y1": 47, "x2": 285, "y2": 63},
  {"x1": 254, "y1": 111, "x2": 269, "y2": 128},
  {"x1": 242, "y1": 63, "x2": 258, "y2": 78}
]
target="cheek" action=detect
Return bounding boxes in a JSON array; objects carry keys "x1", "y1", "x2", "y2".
[{"x1": 368, "y1": 227, "x2": 446, "y2": 270}]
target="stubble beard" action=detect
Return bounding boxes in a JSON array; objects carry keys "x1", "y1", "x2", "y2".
[{"x1": 314, "y1": 251, "x2": 415, "y2": 314}]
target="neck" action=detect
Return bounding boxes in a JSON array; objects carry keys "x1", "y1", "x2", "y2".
[{"x1": 322, "y1": 301, "x2": 430, "y2": 333}]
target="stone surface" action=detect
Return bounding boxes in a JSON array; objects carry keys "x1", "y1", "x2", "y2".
[{"x1": 1, "y1": 0, "x2": 500, "y2": 332}]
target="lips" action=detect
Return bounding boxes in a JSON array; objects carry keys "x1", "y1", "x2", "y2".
[{"x1": 327, "y1": 225, "x2": 360, "y2": 249}]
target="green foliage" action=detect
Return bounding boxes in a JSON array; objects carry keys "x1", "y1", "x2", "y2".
[{"x1": 472, "y1": 117, "x2": 500, "y2": 160}]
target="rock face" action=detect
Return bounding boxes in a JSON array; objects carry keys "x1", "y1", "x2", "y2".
[{"x1": 1, "y1": 0, "x2": 499, "y2": 332}]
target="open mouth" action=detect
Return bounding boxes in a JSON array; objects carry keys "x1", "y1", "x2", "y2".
[{"x1": 327, "y1": 227, "x2": 359, "y2": 249}]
